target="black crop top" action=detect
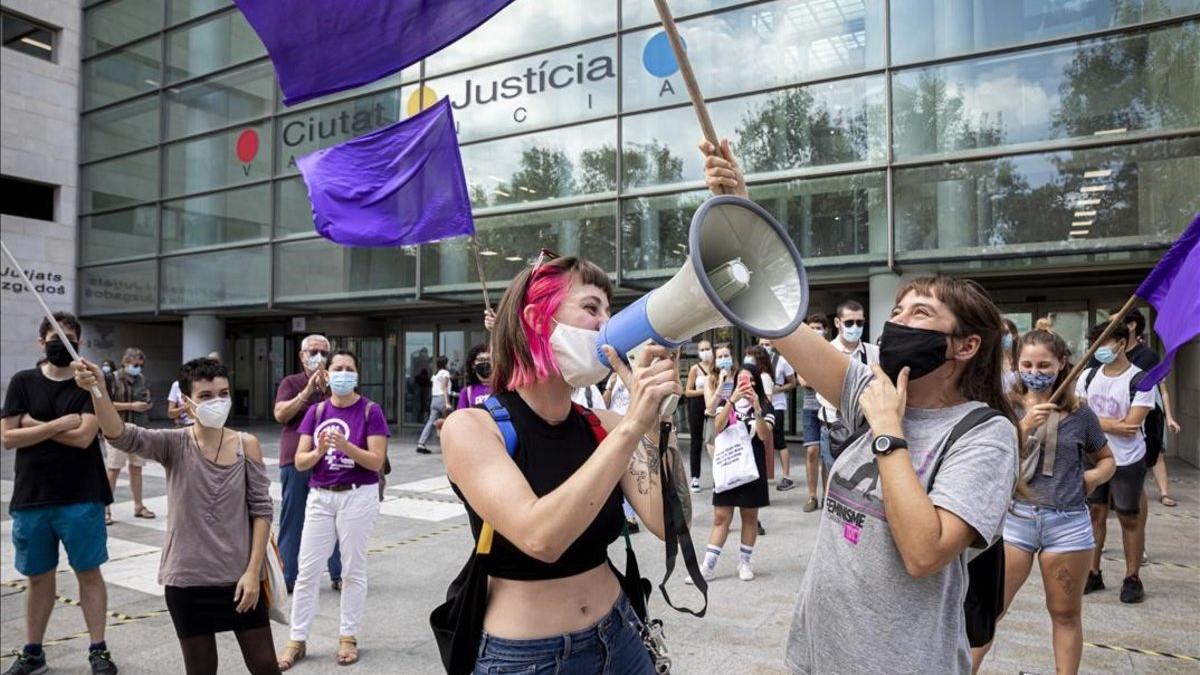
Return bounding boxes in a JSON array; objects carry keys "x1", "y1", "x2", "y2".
[{"x1": 451, "y1": 391, "x2": 625, "y2": 581}]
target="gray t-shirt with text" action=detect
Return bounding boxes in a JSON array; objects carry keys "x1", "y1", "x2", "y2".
[
  {"x1": 1019, "y1": 404, "x2": 1108, "y2": 509},
  {"x1": 786, "y1": 360, "x2": 1017, "y2": 674}
]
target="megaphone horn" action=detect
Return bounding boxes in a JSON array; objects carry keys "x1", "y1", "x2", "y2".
[{"x1": 597, "y1": 194, "x2": 809, "y2": 372}]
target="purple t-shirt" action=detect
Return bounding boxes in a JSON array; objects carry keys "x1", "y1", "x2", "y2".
[
  {"x1": 298, "y1": 396, "x2": 390, "y2": 488},
  {"x1": 457, "y1": 383, "x2": 492, "y2": 410},
  {"x1": 275, "y1": 372, "x2": 325, "y2": 467}
]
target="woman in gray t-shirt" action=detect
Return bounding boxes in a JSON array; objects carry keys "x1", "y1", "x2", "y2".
[{"x1": 974, "y1": 330, "x2": 1115, "y2": 675}]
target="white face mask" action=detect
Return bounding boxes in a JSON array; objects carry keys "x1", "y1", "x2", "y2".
[
  {"x1": 698, "y1": 349, "x2": 713, "y2": 362},
  {"x1": 188, "y1": 396, "x2": 232, "y2": 429},
  {"x1": 305, "y1": 353, "x2": 326, "y2": 371},
  {"x1": 549, "y1": 320, "x2": 611, "y2": 388}
]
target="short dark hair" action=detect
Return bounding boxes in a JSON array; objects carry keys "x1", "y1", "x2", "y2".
[
  {"x1": 806, "y1": 313, "x2": 830, "y2": 330},
  {"x1": 1089, "y1": 321, "x2": 1129, "y2": 345},
  {"x1": 436, "y1": 356, "x2": 449, "y2": 369},
  {"x1": 178, "y1": 357, "x2": 229, "y2": 397},
  {"x1": 39, "y1": 312, "x2": 82, "y2": 341},
  {"x1": 836, "y1": 300, "x2": 864, "y2": 317},
  {"x1": 1118, "y1": 308, "x2": 1146, "y2": 338},
  {"x1": 329, "y1": 349, "x2": 360, "y2": 371}
]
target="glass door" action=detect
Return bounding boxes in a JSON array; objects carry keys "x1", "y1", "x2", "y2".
[{"x1": 403, "y1": 329, "x2": 434, "y2": 425}]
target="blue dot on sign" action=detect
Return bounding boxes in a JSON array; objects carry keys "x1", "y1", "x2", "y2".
[{"x1": 643, "y1": 31, "x2": 685, "y2": 78}]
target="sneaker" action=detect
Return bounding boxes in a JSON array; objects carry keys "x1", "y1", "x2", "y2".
[
  {"x1": 737, "y1": 562, "x2": 755, "y2": 581},
  {"x1": 88, "y1": 649, "x2": 118, "y2": 675},
  {"x1": 1141, "y1": 552, "x2": 1150, "y2": 567},
  {"x1": 802, "y1": 497, "x2": 820, "y2": 512},
  {"x1": 331, "y1": 578, "x2": 342, "y2": 592},
  {"x1": 685, "y1": 563, "x2": 717, "y2": 585},
  {"x1": 777, "y1": 477, "x2": 796, "y2": 491},
  {"x1": 1120, "y1": 575, "x2": 1144, "y2": 604},
  {"x1": 625, "y1": 519, "x2": 640, "y2": 534},
  {"x1": 757, "y1": 521, "x2": 766, "y2": 536},
  {"x1": 4, "y1": 651, "x2": 47, "y2": 675},
  {"x1": 415, "y1": 445, "x2": 431, "y2": 454},
  {"x1": 690, "y1": 478, "x2": 701, "y2": 493},
  {"x1": 1083, "y1": 570, "x2": 1105, "y2": 595}
]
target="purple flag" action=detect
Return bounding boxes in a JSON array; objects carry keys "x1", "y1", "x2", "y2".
[
  {"x1": 235, "y1": 0, "x2": 516, "y2": 106},
  {"x1": 297, "y1": 97, "x2": 474, "y2": 248},
  {"x1": 1133, "y1": 213, "x2": 1200, "y2": 391}
]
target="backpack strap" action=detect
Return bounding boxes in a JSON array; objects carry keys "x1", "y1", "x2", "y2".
[
  {"x1": 1128, "y1": 371, "x2": 1145, "y2": 404},
  {"x1": 926, "y1": 407, "x2": 1006, "y2": 491},
  {"x1": 481, "y1": 397, "x2": 519, "y2": 458},
  {"x1": 1083, "y1": 367, "x2": 1098, "y2": 395},
  {"x1": 572, "y1": 403, "x2": 608, "y2": 444},
  {"x1": 858, "y1": 347, "x2": 869, "y2": 365},
  {"x1": 315, "y1": 400, "x2": 327, "y2": 426}
]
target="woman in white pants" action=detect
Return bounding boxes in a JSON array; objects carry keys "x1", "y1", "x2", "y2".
[{"x1": 277, "y1": 350, "x2": 388, "y2": 669}]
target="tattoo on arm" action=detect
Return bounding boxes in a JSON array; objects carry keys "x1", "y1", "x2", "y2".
[{"x1": 629, "y1": 436, "x2": 662, "y2": 495}]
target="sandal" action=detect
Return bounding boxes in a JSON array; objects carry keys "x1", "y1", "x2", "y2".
[
  {"x1": 105, "y1": 510, "x2": 114, "y2": 526},
  {"x1": 1160, "y1": 494, "x2": 1178, "y2": 507},
  {"x1": 277, "y1": 640, "x2": 306, "y2": 671},
  {"x1": 134, "y1": 506, "x2": 156, "y2": 519},
  {"x1": 337, "y1": 636, "x2": 358, "y2": 666}
]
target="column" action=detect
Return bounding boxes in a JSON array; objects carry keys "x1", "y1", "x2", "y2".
[{"x1": 183, "y1": 313, "x2": 225, "y2": 362}]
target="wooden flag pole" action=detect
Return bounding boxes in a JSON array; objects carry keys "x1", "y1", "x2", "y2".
[
  {"x1": 470, "y1": 235, "x2": 493, "y2": 313},
  {"x1": 1048, "y1": 293, "x2": 1140, "y2": 405},
  {"x1": 0, "y1": 240, "x2": 102, "y2": 397},
  {"x1": 652, "y1": 0, "x2": 727, "y2": 194}
]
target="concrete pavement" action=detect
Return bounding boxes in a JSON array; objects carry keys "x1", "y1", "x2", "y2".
[{"x1": 2, "y1": 424, "x2": 1197, "y2": 674}]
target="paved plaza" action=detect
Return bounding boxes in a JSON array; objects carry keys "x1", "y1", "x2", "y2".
[{"x1": 3, "y1": 426, "x2": 1197, "y2": 674}]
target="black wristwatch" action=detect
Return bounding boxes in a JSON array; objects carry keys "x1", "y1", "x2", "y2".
[{"x1": 872, "y1": 435, "x2": 908, "y2": 456}]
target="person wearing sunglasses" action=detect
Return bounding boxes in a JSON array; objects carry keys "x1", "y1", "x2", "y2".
[
  {"x1": 440, "y1": 250, "x2": 690, "y2": 674},
  {"x1": 273, "y1": 335, "x2": 341, "y2": 594},
  {"x1": 816, "y1": 300, "x2": 879, "y2": 471}
]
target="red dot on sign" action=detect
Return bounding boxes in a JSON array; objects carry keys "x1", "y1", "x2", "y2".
[{"x1": 236, "y1": 129, "x2": 259, "y2": 163}]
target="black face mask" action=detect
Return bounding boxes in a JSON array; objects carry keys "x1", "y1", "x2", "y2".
[
  {"x1": 44, "y1": 339, "x2": 78, "y2": 367},
  {"x1": 878, "y1": 322, "x2": 952, "y2": 383},
  {"x1": 474, "y1": 362, "x2": 492, "y2": 379}
]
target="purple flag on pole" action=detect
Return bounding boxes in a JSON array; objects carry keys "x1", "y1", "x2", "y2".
[
  {"x1": 235, "y1": 0, "x2": 516, "y2": 106},
  {"x1": 297, "y1": 97, "x2": 474, "y2": 248},
  {"x1": 1133, "y1": 213, "x2": 1200, "y2": 391}
]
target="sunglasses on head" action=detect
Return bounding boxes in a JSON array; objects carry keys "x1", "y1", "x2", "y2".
[
  {"x1": 841, "y1": 319, "x2": 865, "y2": 327},
  {"x1": 519, "y1": 247, "x2": 560, "y2": 301}
]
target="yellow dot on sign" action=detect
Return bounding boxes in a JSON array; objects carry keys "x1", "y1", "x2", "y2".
[{"x1": 407, "y1": 86, "x2": 438, "y2": 117}]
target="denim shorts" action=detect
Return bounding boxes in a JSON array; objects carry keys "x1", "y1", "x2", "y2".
[
  {"x1": 1003, "y1": 502, "x2": 1095, "y2": 554},
  {"x1": 11, "y1": 501, "x2": 108, "y2": 576},
  {"x1": 474, "y1": 593, "x2": 655, "y2": 675},
  {"x1": 819, "y1": 424, "x2": 834, "y2": 469},
  {"x1": 801, "y1": 408, "x2": 821, "y2": 445}
]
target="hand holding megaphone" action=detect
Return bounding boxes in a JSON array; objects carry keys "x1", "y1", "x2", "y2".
[{"x1": 602, "y1": 345, "x2": 681, "y2": 431}]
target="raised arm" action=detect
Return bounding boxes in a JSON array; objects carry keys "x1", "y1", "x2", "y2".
[{"x1": 72, "y1": 359, "x2": 176, "y2": 465}]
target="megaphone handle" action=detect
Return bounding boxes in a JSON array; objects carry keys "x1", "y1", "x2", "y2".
[{"x1": 659, "y1": 393, "x2": 680, "y2": 420}]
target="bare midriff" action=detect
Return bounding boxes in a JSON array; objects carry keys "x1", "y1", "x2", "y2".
[{"x1": 482, "y1": 563, "x2": 621, "y2": 639}]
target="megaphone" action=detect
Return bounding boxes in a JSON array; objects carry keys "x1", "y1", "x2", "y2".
[{"x1": 597, "y1": 195, "x2": 808, "y2": 413}]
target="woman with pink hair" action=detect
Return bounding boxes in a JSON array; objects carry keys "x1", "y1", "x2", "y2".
[{"x1": 440, "y1": 251, "x2": 690, "y2": 674}]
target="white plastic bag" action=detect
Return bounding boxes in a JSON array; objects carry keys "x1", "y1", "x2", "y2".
[
  {"x1": 262, "y1": 534, "x2": 289, "y2": 624},
  {"x1": 712, "y1": 416, "x2": 759, "y2": 493}
]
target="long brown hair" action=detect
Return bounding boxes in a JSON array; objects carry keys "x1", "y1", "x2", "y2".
[
  {"x1": 895, "y1": 275, "x2": 1020, "y2": 435},
  {"x1": 1008, "y1": 329, "x2": 1083, "y2": 413},
  {"x1": 490, "y1": 256, "x2": 611, "y2": 394}
]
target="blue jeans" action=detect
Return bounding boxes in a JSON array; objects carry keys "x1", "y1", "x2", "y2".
[
  {"x1": 819, "y1": 424, "x2": 834, "y2": 469},
  {"x1": 279, "y1": 464, "x2": 341, "y2": 586},
  {"x1": 418, "y1": 395, "x2": 449, "y2": 447},
  {"x1": 474, "y1": 593, "x2": 655, "y2": 675}
]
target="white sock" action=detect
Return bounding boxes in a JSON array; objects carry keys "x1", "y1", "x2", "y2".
[
  {"x1": 739, "y1": 544, "x2": 753, "y2": 566},
  {"x1": 703, "y1": 545, "x2": 721, "y2": 570}
]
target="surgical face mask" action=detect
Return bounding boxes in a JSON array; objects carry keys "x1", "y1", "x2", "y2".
[
  {"x1": 1001, "y1": 333, "x2": 1014, "y2": 351},
  {"x1": 44, "y1": 339, "x2": 77, "y2": 367},
  {"x1": 743, "y1": 356, "x2": 757, "y2": 367},
  {"x1": 840, "y1": 324, "x2": 864, "y2": 343},
  {"x1": 1020, "y1": 370, "x2": 1057, "y2": 392},
  {"x1": 328, "y1": 371, "x2": 358, "y2": 396},
  {"x1": 1094, "y1": 346, "x2": 1118, "y2": 365},
  {"x1": 549, "y1": 320, "x2": 610, "y2": 388},
  {"x1": 878, "y1": 321, "x2": 952, "y2": 383},
  {"x1": 698, "y1": 350, "x2": 713, "y2": 363},
  {"x1": 716, "y1": 357, "x2": 733, "y2": 371},
  {"x1": 474, "y1": 362, "x2": 492, "y2": 379},
  {"x1": 188, "y1": 396, "x2": 232, "y2": 429},
  {"x1": 101, "y1": 365, "x2": 112, "y2": 374},
  {"x1": 305, "y1": 353, "x2": 326, "y2": 371},
  {"x1": 125, "y1": 364, "x2": 142, "y2": 377}
]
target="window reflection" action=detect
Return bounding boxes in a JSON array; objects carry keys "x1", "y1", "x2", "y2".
[
  {"x1": 891, "y1": 0, "x2": 1200, "y2": 63},
  {"x1": 164, "y1": 124, "x2": 271, "y2": 197},
  {"x1": 623, "y1": 0, "x2": 884, "y2": 112},
  {"x1": 80, "y1": 261, "x2": 157, "y2": 314},
  {"x1": 274, "y1": 238, "x2": 416, "y2": 302},
  {"x1": 79, "y1": 206, "x2": 158, "y2": 264},
  {"x1": 164, "y1": 9, "x2": 264, "y2": 83},
  {"x1": 892, "y1": 22, "x2": 1200, "y2": 157},
  {"x1": 161, "y1": 246, "x2": 269, "y2": 309},
  {"x1": 84, "y1": 0, "x2": 161, "y2": 56},
  {"x1": 82, "y1": 96, "x2": 159, "y2": 161},
  {"x1": 80, "y1": 150, "x2": 158, "y2": 213},
  {"x1": 165, "y1": 62, "x2": 275, "y2": 139},
  {"x1": 82, "y1": 37, "x2": 160, "y2": 109},
  {"x1": 162, "y1": 184, "x2": 270, "y2": 252},
  {"x1": 895, "y1": 136, "x2": 1200, "y2": 257}
]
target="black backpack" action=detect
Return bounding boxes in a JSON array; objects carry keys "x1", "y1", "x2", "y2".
[{"x1": 925, "y1": 406, "x2": 1009, "y2": 649}]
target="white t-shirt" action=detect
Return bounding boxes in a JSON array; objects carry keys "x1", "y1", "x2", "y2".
[
  {"x1": 816, "y1": 338, "x2": 880, "y2": 424},
  {"x1": 431, "y1": 369, "x2": 452, "y2": 397},
  {"x1": 769, "y1": 352, "x2": 796, "y2": 411},
  {"x1": 607, "y1": 378, "x2": 631, "y2": 415},
  {"x1": 167, "y1": 380, "x2": 192, "y2": 426},
  {"x1": 1076, "y1": 364, "x2": 1155, "y2": 466},
  {"x1": 571, "y1": 385, "x2": 607, "y2": 411}
]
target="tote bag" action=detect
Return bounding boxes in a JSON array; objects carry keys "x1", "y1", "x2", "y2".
[{"x1": 712, "y1": 414, "x2": 758, "y2": 493}]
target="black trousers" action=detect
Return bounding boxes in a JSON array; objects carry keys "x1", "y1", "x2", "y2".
[{"x1": 687, "y1": 396, "x2": 706, "y2": 480}]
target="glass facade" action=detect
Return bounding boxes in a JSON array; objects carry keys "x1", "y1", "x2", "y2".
[{"x1": 77, "y1": 0, "x2": 1200, "y2": 319}]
